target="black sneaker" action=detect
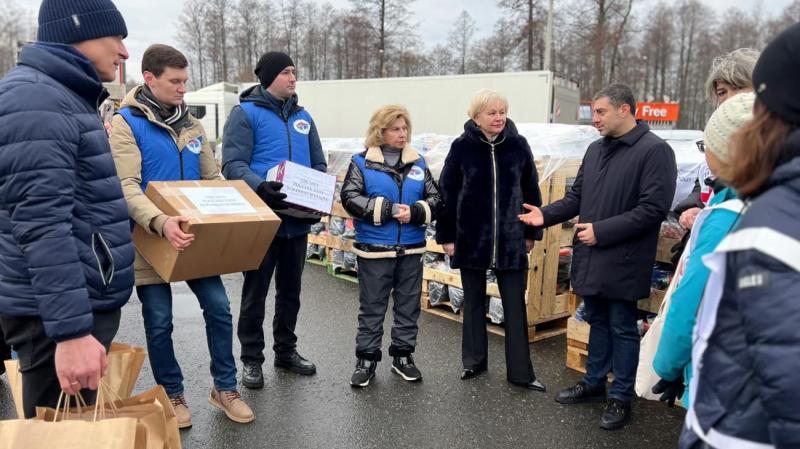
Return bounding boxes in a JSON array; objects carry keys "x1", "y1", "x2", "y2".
[
  {"x1": 599, "y1": 399, "x2": 632, "y2": 430},
  {"x1": 350, "y1": 358, "x2": 377, "y2": 388},
  {"x1": 554, "y1": 381, "x2": 606, "y2": 404},
  {"x1": 391, "y1": 355, "x2": 422, "y2": 382},
  {"x1": 241, "y1": 362, "x2": 264, "y2": 389}
]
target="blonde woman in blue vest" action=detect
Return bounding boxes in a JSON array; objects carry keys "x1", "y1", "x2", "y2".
[{"x1": 341, "y1": 105, "x2": 441, "y2": 387}]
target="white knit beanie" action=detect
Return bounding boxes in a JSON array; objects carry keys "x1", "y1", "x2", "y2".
[{"x1": 703, "y1": 92, "x2": 755, "y2": 163}]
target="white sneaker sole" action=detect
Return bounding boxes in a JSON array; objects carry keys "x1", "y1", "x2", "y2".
[
  {"x1": 391, "y1": 365, "x2": 422, "y2": 382},
  {"x1": 350, "y1": 373, "x2": 374, "y2": 388}
]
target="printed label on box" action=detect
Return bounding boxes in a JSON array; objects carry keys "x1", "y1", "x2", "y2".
[{"x1": 179, "y1": 187, "x2": 257, "y2": 215}]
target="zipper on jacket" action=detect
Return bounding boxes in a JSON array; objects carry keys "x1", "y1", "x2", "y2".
[
  {"x1": 393, "y1": 171, "x2": 404, "y2": 246},
  {"x1": 179, "y1": 149, "x2": 185, "y2": 180},
  {"x1": 490, "y1": 143, "x2": 499, "y2": 267},
  {"x1": 282, "y1": 112, "x2": 293, "y2": 161}
]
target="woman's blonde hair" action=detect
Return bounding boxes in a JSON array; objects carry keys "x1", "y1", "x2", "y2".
[
  {"x1": 365, "y1": 104, "x2": 412, "y2": 148},
  {"x1": 468, "y1": 89, "x2": 509, "y2": 120}
]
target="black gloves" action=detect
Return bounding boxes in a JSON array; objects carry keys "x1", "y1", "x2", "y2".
[
  {"x1": 257, "y1": 181, "x2": 289, "y2": 209},
  {"x1": 652, "y1": 376, "x2": 685, "y2": 407},
  {"x1": 409, "y1": 202, "x2": 427, "y2": 225}
]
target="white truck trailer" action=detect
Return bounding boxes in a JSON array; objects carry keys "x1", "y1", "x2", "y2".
[
  {"x1": 237, "y1": 71, "x2": 579, "y2": 138},
  {"x1": 184, "y1": 82, "x2": 240, "y2": 150}
]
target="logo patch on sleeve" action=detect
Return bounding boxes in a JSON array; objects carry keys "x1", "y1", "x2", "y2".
[{"x1": 737, "y1": 272, "x2": 768, "y2": 290}]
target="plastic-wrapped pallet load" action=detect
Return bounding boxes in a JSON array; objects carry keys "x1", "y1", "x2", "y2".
[
  {"x1": 428, "y1": 281, "x2": 449, "y2": 306},
  {"x1": 309, "y1": 221, "x2": 326, "y2": 235},
  {"x1": 328, "y1": 216, "x2": 346, "y2": 236},
  {"x1": 306, "y1": 243, "x2": 317, "y2": 259},
  {"x1": 488, "y1": 296, "x2": 504, "y2": 324},
  {"x1": 343, "y1": 251, "x2": 358, "y2": 272},
  {"x1": 448, "y1": 286, "x2": 464, "y2": 313},
  {"x1": 342, "y1": 218, "x2": 356, "y2": 240},
  {"x1": 425, "y1": 222, "x2": 437, "y2": 240},
  {"x1": 424, "y1": 251, "x2": 445, "y2": 268},
  {"x1": 330, "y1": 249, "x2": 345, "y2": 270}
]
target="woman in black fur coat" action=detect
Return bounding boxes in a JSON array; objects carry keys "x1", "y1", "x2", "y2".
[{"x1": 436, "y1": 89, "x2": 545, "y2": 391}]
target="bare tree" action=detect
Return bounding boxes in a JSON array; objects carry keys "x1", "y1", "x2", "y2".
[
  {"x1": 176, "y1": 0, "x2": 209, "y2": 87},
  {"x1": 448, "y1": 11, "x2": 476, "y2": 74},
  {"x1": 350, "y1": 0, "x2": 418, "y2": 77}
]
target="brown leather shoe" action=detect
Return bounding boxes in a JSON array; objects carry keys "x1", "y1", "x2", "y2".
[
  {"x1": 169, "y1": 394, "x2": 192, "y2": 429},
  {"x1": 208, "y1": 388, "x2": 255, "y2": 424}
]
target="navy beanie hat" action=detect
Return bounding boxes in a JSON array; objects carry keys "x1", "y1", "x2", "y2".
[
  {"x1": 255, "y1": 52, "x2": 295, "y2": 88},
  {"x1": 38, "y1": 0, "x2": 128, "y2": 44},
  {"x1": 752, "y1": 22, "x2": 800, "y2": 125}
]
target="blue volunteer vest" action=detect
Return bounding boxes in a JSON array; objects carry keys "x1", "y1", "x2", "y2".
[
  {"x1": 352, "y1": 154, "x2": 427, "y2": 246},
  {"x1": 240, "y1": 101, "x2": 313, "y2": 177},
  {"x1": 118, "y1": 107, "x2": 202, "y2": 191}
]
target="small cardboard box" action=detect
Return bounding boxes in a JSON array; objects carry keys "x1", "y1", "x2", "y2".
[
  {"x1": 132, "y1": 180, "x2": 281, "y2": 282},
  {"x1": 266, "y1": 160, "x2": 336, "y2": 218}
]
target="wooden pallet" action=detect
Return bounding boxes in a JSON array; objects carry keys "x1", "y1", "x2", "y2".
[{"x1": 421, "y1": 293, "x2": 569, "y2": 343}]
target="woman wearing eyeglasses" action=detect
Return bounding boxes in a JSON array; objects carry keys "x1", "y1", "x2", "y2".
[{"x1": 650, "y1": 92, "x2": 754, "y2": 409}]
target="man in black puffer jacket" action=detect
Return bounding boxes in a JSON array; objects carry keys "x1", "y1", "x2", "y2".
[{"x1": 0, "y1": 0, "x2": 134, "y2": 417}]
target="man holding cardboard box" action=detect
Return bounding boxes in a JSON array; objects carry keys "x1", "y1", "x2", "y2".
[
  {"x1": 223, "y1": 51, "x2": 327, "y2": 388},
  {"x1": 109, "y1": 44, "x2": 254, "y2": 427}
]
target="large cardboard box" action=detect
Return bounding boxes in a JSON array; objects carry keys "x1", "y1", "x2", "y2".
[
  {"x1": 132, "y1": 180, "x2": 281, "y2": 282},
  {"x1": 266, "y1": 160, "x2": 336, "y2": 218}
]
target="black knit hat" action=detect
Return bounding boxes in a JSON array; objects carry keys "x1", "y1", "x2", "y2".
[
  {"x1": 255, "y1": 52, "x2": 295, "y2": 88},
  {"x1": 37, "y1": 0, "x2": 127, "y2": 44},
  {"x1": 752, "y1": 22, "x2": 800, "y2": 125}
]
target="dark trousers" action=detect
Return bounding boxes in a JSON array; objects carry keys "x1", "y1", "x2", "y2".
[
  {"x1": 582, "y1": 295, "x2": 640, "y2": 402},
  {"x1": 0, "y1": 309, "x2": 120, "y2": 418},
  {"x1": 0, "y1": 327, "x2": 10, "y2": 363},
  {"x1": 355, "y1": 255, "x2": 423, "y2": 360},
  {"x1": 460, "y1": 268, "x2": 535, "y2": 384},
  {"x1": 238, "y1": 234, "x2": 307, "y2": 364}
]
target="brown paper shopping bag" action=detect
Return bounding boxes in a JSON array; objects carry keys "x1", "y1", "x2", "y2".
[
  {"x1": 4, "y1": 341, "x2": 146, "y2": 416},
  {"x1": 0, "y1": 417, "x2": 144, "y2": 449},
  {"x1": 36, "y1": 385, "x2": 181, "y2": 449},
  {"x1": 3, "y1": 359, "x2": 24, "y2": 419},
  {"x1": 104, "y1": 342, "x2": 147, "y2": 399}
]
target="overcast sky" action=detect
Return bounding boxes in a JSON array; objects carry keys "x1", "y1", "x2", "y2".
[{"x1": 17, "y1": 0, "x2": 792, "y2": 83}]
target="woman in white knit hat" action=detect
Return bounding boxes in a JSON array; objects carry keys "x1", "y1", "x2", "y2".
[{"x1": 649, "y1": 92, "x2": 755, "y2": 409}]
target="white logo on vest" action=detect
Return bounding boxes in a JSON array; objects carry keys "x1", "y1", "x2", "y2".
[
  {"x1": 408, "y1": 166, "x2": 425, "y2": 181},
  {"x1": 293, "y1": 119, "x2": 311, "y2": 135},
  {"x1": 185, "y1": 137, "x2": 203, "y2": 154}
]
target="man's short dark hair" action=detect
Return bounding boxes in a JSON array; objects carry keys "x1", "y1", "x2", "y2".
[
  {"x1": 593, "y1": 83, "x2": 637, "y2": 115},
  {"x1": 141, "y1": 44, "x2": 188, "y2": 77}
]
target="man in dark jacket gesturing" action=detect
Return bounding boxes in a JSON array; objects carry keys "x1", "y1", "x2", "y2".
[
  {"x1": 520, "y1": 84, "x2": 676, "y2": 430},
  {"x1": 0, "y1": 0, "x2": 135, "y2": 417},
  {"x1": 222, "y1": 52, "x2": 327, "y2": 388}
]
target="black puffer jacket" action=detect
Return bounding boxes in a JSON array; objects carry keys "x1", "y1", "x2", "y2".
[{"x1": 436, "y1": 119, "x2": 542, "y2": 270}]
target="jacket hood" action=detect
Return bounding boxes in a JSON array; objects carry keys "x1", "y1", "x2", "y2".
[
  {"x1": 17, "y1": 43, "x2": 107, "y2": 107},
  {"x1": 461, "y1": 117, "x2": 520, "y2": 145},
  {"x1": 240, "y1": 84, "x2": 302, "y2": 118},
  {"x1": 765, "y1": 127, "x2": 800, "y2": 195}
]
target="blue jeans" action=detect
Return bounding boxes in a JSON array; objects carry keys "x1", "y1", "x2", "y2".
[
  {"x1": 138, "y1": 276, "x2": 237, "y2": 396},
  {"x1": 582, "y1": 295, "x2": 640, "y2": 402}
]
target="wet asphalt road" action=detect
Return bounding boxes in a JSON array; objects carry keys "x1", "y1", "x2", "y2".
[{"x1": 0, "y1": 264, "x2": 685, "y2": 448}]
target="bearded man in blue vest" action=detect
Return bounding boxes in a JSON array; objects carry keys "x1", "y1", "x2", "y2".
[
  {"x1": 110, "y1": 44, "x2": 254, "y2": 427},
  {"x1": 222, "y1": 51, "x2": 327, "y2": 388}
]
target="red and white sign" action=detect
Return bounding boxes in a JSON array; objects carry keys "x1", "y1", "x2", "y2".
[{"x1": 636, "y1": 102, "x2": 680, "y2": 122}]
